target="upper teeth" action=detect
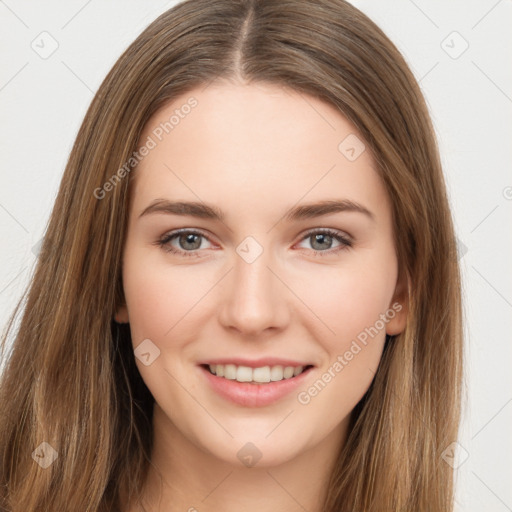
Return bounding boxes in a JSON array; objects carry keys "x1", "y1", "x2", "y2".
[{"x1": 208, "y1": 364, "x2": 306, "y2": 383}]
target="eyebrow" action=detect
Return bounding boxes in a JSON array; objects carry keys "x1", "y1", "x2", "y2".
[{"x1": 138, "y1": 198, "x2": 375, "y2": 222}]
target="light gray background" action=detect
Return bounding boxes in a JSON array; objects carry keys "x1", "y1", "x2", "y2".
[{"x1": 1, "y1": 1, "x2": 511, "y2": 510}]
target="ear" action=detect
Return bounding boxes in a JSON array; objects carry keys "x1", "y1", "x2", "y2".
[
  {"x1": 385, "y1": 269, "x2": 409, "y2": 336},
  {"x1": 114, "y1": 303, "x2": 129, "y2": 324}
]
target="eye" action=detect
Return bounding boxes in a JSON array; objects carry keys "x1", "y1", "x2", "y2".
[
  {"x1": 155, "y1": 227, "x2": 352, "y2": 258},
  {"x1": 296, "y1": 228, "x2": 352, "y2": 256},
  {"x1": 156, "y1": 229, "x2": 214, "y2": 257}
]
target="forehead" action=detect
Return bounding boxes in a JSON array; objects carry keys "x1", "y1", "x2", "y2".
[{"x1": 131, "y1": 81, "x2": 390, "y2": 226}]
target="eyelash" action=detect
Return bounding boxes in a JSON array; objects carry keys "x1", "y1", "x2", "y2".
[{"x1": 155, "y1": 228, "x2": 353, "y2": 258}]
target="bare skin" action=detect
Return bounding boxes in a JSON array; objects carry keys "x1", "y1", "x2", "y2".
[{"x1": 117, "y1": 80, "x2": 408, "y2": 512}]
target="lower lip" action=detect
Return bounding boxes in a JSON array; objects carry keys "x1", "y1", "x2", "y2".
[{"x1": 199, "y1": 365, "x2": 314, "y2": 407}]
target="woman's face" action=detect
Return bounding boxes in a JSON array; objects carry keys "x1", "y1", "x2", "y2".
[{"x1": 117, "y1": 81, "x2": 407, "y2": 467}]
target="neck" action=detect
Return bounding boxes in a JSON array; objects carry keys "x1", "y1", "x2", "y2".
[{"x1": 123, "y1": 404, "x2": 349, "y2": 512}]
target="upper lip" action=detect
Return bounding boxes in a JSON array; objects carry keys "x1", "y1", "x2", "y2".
[{"x1": 199, "y1": 357, "x2": 314, "y2": 368}]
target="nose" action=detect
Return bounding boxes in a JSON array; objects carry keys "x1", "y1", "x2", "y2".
[{"x1": 217, "y1": 246, "x2": 291, "y2": 337}]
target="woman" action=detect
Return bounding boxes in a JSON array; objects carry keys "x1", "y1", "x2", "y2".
[{"x1": 0, "y1": 0, "x2": 463, "y2": 510}]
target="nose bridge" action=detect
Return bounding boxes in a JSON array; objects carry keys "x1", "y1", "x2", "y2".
[{"x1": 218, "y1": 236, "x2": 289, "y2": 335}]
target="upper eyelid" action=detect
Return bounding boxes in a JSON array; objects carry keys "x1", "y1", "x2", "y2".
[
  {"x1": 301, "y1": 227, "x2": 352, "y2": 240},
  {"x1": 160, "y1": 228, "x2": 216, "y2": 244}
]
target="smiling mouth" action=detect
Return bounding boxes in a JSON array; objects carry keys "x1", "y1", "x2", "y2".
[{"x1": 201, "y1": 363, "x2": 314, "y2": 384}]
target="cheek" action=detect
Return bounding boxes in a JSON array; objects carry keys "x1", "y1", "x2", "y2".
[
  {"x1": 121, "y1": 253, "x2": 206, "y2": 344},
  {"x1": 291, "y1": 251, "x2": 397, "y2": 347},
  {"x1": 122, "y1": 258, "x2": 208, "y2": 402},
  {"x1": 294, "y1": 258, "x2": 394, "y2": 416}
]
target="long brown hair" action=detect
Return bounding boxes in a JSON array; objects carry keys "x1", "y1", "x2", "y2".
[{"x1": 0, "y1": 0, "x2": 463, "y2": 510}]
